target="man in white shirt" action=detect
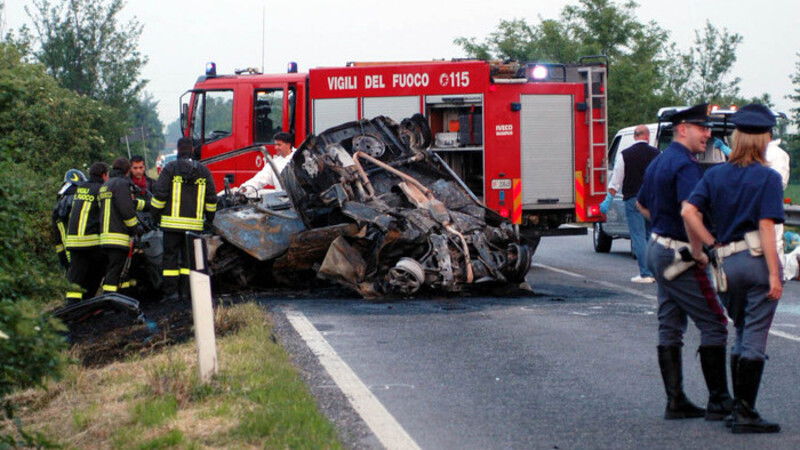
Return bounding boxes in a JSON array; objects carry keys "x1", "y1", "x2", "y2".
[
  {"x1": 607, "y1": 125, "x2": 659, "y2": 283},
  {"x1": 238, "y1": 132, "x2": 296, "y2": 196}
]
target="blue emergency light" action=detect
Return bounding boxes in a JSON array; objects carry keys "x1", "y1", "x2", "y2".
[
  {"x1": 205, "y1": 62, "x2": 217, "y2": 77},
  {"x1": 287, "y1": 61, "x2": 298, "y2": 73}
]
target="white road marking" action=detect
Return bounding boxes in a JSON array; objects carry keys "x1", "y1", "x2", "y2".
[
  {"x1": 532, "y1": 263, "x2": 585, "y2": 279},
  {"x1": 534, "y1": 263, "x2": 800, "y2": 343},
  {"x1": 284, "y1": 309, "x2": 421, "y2": 450},
  {"x1": 769, "y1": 329, "x2": 800, "y2": 342},
  {"x1": 533, "y1": 263, "x2": 657, "y2": 301}
]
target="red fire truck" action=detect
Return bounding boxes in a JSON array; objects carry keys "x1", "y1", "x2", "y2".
[{"x1": 180, "y1": 58, "x2": 608, "y2": 242}]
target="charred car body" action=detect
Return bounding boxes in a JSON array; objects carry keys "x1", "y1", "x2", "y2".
[
  {"x1": 210, "y1": 114, "x2": 532, "y2": 298},
  {"x1": 54, "y1": 115, "x2": 533, "y2": 324}
]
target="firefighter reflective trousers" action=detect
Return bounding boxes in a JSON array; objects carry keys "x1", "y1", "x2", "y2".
[
  {"x1": 162, "y1": 231, "x2": 189, "y2": 296},
  {"x1": 103, "y1": 248, "x2": 129, "y2": 293},
  {"x1": 66, "y1": 248, "x2": 106, "y2": 301}
]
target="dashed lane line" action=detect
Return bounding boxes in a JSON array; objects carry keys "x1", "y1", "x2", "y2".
[
  {"x1": 284, "y1": 308, "x2": 421, "y2": 450},
  {"x1": 532, "y1": 262, "x2": 800, "y2": 343},
  {"x1": 532, "y1": 263, "x2": 656, "y2": 301},
  {"x1": 769, "y1": 329, "x2": 800, "y2": 342}
]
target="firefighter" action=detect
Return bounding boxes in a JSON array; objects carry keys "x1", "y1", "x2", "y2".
[
  {"x1": 64, "y1": 162, "x2": 109, "y2": 302},
  {"x1": 52, "y1": 168, "x2": 87, "y2": 270},
  {"x1": 682, "y1": 104, "x2": 783, "y2": 433},
  {"x1": 99, "y1": 157, "x2": 145, "y2": 294},
  {"x1": 636, "y1": 103, "x2": 731, "y2": 421},
  {"x1": 151, "y1": 137, "x2": 217, "y2": 302}
]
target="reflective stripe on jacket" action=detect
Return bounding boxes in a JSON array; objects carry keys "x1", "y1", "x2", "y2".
[
  {"x1": 65, "y1": 179, "x2": 103, "y2": 249},
  {"x1": 99, "y1": 174, "x2": 139, "y2": 248},
  {"x1": 151, "y1": 158, "x2": 217, "y2": 231}
]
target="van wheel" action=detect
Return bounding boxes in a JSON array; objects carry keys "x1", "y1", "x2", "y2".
[{"x1": 593, "y1": 223, "x2": 612, "y2": 253}]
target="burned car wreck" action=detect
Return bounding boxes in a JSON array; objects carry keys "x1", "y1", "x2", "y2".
[{"x1": 210, "y1": 115, "x2": 532, "y2": 298}]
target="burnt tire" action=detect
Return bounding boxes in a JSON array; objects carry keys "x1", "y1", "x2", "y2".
[
  {"x1": 593, "y1": 222, "x2": 612, "y2": 253},
  {"x1": 504, "y1": 243, "x2": 532, "y2": 283}
]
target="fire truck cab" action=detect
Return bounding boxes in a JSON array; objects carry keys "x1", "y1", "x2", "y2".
[{"x1": 181, "y1": 59, "x2": 609, "y2": 242}]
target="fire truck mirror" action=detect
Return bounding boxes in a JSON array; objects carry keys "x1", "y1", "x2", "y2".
[{"x1": 180, "y1": 103, "x2": 189, "y2": 133}]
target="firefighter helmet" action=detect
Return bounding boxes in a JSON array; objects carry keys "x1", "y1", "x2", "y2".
[{"x1": 63, "y1": 169, "x2": 87, "y2": 185}]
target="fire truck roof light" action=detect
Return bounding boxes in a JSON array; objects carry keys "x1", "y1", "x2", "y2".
[
  {"x1": 287, "y1": 61, "x2": 298, "y2": 73},
  {"x1": 205, "y1": 62, "x2": 217, "y2": 77},
  {"x1": 530, "y1": 65, "x2": 548, "y2": 80}
]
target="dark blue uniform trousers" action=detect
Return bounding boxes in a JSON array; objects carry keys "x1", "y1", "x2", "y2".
[
  {"x1": 647, "y1": 240, "x2": 728, "y2": 347},
  {"x1": 720, "y1": 251, "x2": 779, "y2": 361}
]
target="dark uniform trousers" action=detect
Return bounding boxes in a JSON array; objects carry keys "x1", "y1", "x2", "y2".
[
  {"x1": 162, "y1": 230, "x2": 189, "y2": 297},
  {"x1": 720, "y1": 251, "x2": 779, "y2": 361},
  {"x1": 66, "y1": 249, "x2": 106, "y2": 301},
  {"x1": 103, "y1": 248, "x2": 130, "y2": 293},
  {"x1": 647, "y1": 240, "x2": 729, "y2": 347}
]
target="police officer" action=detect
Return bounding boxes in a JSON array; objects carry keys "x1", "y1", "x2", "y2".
[
  {"x1": 52, "y1": 168, "x2": 87, "y2": 270},
  {"x1": 682, "y1": 103, "x2": 783, "y2": 433},
  {"x1": 151, "y1": 137, "x2": 217, "y2": 302},
  {"x1": 99, "y1": 157, "x2": 145, "y2": 294},
  {"x1": 637, "y1": 103, "x2": 731, "y2": 421},
  {"x1": 64, "y1": 162, "x2": 109, "y2": 302}
]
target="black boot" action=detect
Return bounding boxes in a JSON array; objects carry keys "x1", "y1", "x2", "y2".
[
  {"x1": 725, "y1": 353, "x2": 740, "y2": 428},
  {"x1": 731, "y1": 358, "x2": 780, "y2": 433},
  {"x1": 699, "y1": 346, "x2": 733, "y2": 420},
  {"x1": 658, "y1": 345, "x2": 705, "y2": 419}
]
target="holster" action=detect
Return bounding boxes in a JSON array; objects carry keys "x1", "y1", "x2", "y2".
[
  {"x1": 663, "y1": 247, "x2": 695, "y2": 281},
  {"x1": 705, "y1": 247, "x2": 728, "y2": 293}
]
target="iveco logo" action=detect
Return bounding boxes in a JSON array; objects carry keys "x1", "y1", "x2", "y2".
[{"x1": 495, "y1": 124, "x2": 513, "y2": 136}]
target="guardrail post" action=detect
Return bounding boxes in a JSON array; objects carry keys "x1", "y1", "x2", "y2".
[{"x1": 185, "y1": 232, "x2": 218, "y2": 382}]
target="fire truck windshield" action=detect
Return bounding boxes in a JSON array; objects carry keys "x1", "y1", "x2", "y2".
[{"x1": 191, "y1": 90, "x2": 234, "y2": 143}]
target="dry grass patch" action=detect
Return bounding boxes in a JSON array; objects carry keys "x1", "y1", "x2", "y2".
[{"x1": 2, "y1": 302, "x2": 342, "y2": 449}]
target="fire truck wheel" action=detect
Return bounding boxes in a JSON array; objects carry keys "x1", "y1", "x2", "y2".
[{"x1": 593, "y1": 222, "x2": 612, "y2": 253}]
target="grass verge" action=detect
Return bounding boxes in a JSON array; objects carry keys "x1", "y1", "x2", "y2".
[{"x1": 2, "y1": 302, "x2": 343, "y2": 449}]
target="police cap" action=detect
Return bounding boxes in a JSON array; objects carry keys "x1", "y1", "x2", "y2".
[
  {"x1": 668, "y1": 103, "x2": 711, "y2": 127},
  {"x1": 731, "y1": 103, "x2": 775, "y2": 134}
]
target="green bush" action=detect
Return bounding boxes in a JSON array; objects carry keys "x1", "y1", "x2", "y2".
[
  {"x1": 0, "y1": 300, "x2": 67, "y2": 399},
  {"x1": 0, "y1": 40, "x2": 128, "y2": 444}
]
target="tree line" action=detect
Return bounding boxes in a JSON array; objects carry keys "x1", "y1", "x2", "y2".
[{"x1": 455, "y1": 0, "x2": 800, "y2": 182}]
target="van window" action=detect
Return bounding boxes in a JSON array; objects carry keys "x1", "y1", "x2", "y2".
[{"x1": 608, "y1": 135, "x2": 622, "y2": 170}]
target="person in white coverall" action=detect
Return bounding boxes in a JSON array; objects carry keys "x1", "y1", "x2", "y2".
[
  {"x1": 238, "y1": 131, "x2": 296, "y2": 196},
  {"x1": 765, "y1": 137, "x2": 795, "y2": 279}
]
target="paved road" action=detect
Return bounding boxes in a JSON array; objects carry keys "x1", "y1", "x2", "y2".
[{"x1": 265, "y1": 233, "x2": 800, "y2": 449}]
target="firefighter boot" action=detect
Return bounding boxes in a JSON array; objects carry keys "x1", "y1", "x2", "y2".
[
  {"x1": 657, "y1": 345, "x2": 705, "y2": 419},
  {"x1": 698, "y1": 346, "x2": 733, "y2": 420},
  {"x1": 731, "y1": 358, "x2": 780, "y2": 433},
  {"x1": 725, "y1": 353, "x2": 740, "y2": 428}
]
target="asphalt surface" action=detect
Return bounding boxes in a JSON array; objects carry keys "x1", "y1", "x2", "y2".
[{"x1": 264, "y1": 233, "x2": 800, "y2": 449}]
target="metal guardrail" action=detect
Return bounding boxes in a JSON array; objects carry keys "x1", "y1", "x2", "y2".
[{"x1": 785, "y1": 205, "x2": 800, "y2": 227}]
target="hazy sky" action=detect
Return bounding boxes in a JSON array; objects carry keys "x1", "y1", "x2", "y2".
[{"x1": 4, "y1": 0, "x2": 799, "y2": 128}]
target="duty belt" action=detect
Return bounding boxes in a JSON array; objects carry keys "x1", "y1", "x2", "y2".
[
  {"x1": 707, "y1": 232, "x2": 760, "y2": 293},
  {"x1": 715, "y1": 240, "x2": 749, "y2": 258},
  {"x1": 653, "y1": 233, "x2": 695, "y2": 281},
  {"x1": 651, "y1": 233, "x2": 689, "y2": 250}
]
